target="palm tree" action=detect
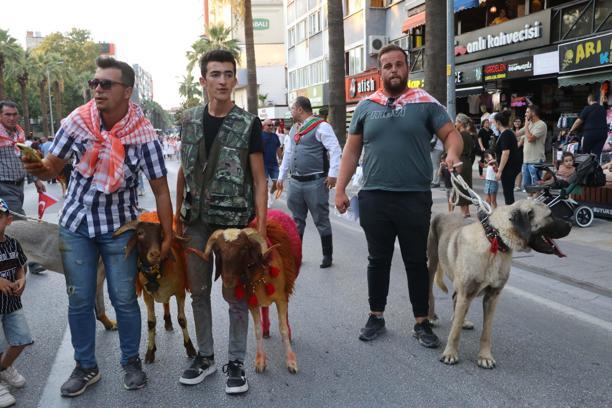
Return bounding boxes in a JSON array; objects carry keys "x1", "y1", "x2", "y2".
[
  {"x1": 327, "y1": 0, "x2": 347, "y2": 144},
  {"x1": 424, "y1": 0, "x2": 447, "y2": 104},
  {"x1": 186, "y1": 23, "x2": 240, "y2": 74},
  {"x1": 30, "y1": 53, "x2": 62, "y2": 136},
  {"x1": 0, "y1": 29, "x2": 22, "y2": 100},
  {"x1": 7, "y1": 49, "x2": 35, "y2": 136},
  {"x1": 178, "y1": 72, "x2": 202, "y2": 100},
  {"x1": 243, "y1": 0, "x2": 258, "y2": 115}
]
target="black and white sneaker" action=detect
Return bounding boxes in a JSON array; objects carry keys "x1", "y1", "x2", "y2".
[
  {"x1": 60, "y1": 364, "x2": 101, "y2": 397},
  {"x1": 413, "y1": 319, "x2": 441, "y2": 348},
  {"x1": 358, "y1": 314, "x2": 386, "y2": 341},
  {"x1": 123, "y1": 357, "x2": 147, "y2": 390},
  {"x1": 179, "y1": 354, "x2": 216, "y2": 385},
  {"x1": 223, "y1": 360, "x2": 248, "y2": 394}
]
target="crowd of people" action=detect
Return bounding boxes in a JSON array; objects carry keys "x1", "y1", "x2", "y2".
[{"x1": 0, "y1": 42, "x2": 609, "y2": 407}]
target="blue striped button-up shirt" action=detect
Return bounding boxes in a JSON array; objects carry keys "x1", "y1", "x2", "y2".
[{"x1": 49, "y1": 127, "x2": 167, "y2": 237}]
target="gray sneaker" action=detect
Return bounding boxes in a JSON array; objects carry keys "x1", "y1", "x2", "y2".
[
  {"x1": 60, "y1": 365, "x2": 100, "y2": 397},
  {"x1": 358, "y1": 314, "x2": 386, "y2": 341},
  {"x1": 413, "y1": 320, "x2": 441, "y2": 348},
  {"x1": 123, "y1": 357, "x2": 147, "y2": 390}
]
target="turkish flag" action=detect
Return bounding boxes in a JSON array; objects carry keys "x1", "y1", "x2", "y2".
[{"x1": 38, "y1": 192, "x2": 58, "y2": 220}]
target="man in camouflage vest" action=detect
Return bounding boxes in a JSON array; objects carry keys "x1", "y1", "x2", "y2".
[
  {"x1": 175, "y1": 50, "x2": 268, "y2": 395},
  {"x1": 277, "y1": 96, "x2": 342, "y2": 268}
]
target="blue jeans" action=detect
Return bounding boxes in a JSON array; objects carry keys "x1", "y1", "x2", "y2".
[
  {"x1": 59, "y1": 221, "x2": 140, "y2": 368},
  {"x1": 522, "y1": 162, "x2": 543, "y2": 189},
  {"x1": 0, "y1": 309, "x2": 33, "y2": 352}
]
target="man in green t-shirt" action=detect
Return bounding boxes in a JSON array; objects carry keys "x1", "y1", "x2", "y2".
[
  {"x1": 335, "y1": 44, "x2": 463, "y2": 348},
  {"x1": 516, "y1": 104, "x2": 547, "y2": 193}
]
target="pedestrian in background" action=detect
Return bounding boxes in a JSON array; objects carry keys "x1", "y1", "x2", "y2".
[
  {"x1": 516, "y1": 105, "x2": 547, "y2": 193},
  {"x1": 493, "y1": 111, "x2": 522, "y2": 204},
  {"x1": 483, "y1": 149, "x2": 498, "y2": 209},
  {"x1": 277, "y1": 96, "x2": 341, "y2": 269},
  {"x1": 455, "y1": 113, "x2": 475, "y2": 218},
  {"x1": 23, "y1": 57, "x2": 173, "y2": 397},
  {"x1": 477, "y1": 118, "x2": 493, "y2": 178},
  {"x1": 0, "y1": 198, "x2": 33, "y2": 408},
  {"x1": 512, "y1": 117, "x2": 524, "y2": 191},
  {"x1": 335, "y1": 44, "x2": 463, "y2": 348},
  {"x1": 261, "y1": 119, "x2": 282, "y2": 206},
  {"x1": 430, "y1": 135, "x2": 444, "y2": 188},
  {"x1": 569, "y1": 94, "x2": 608, "y2": 158}
]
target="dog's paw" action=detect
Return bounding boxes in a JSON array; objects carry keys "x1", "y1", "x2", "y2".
[
  {"x1": 286, "y1": 351, "x2": 298, "y2": 374},
  {"x1": 462, "y1": 320, "x2": 475, "y2": 330},
  {"x1": 440, "y1": 349, "x2": 460, "y2": 365},
  {"x1": 477, "y1": 355, "x2": 496, "y2": 369},
  {"x1": 255, "y1": 352, "x2": 267, "y2": 373}
]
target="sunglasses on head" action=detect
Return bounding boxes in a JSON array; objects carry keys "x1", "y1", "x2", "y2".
[{"x1": 88, "y1": 79, "x2": 126, "y2": 90}]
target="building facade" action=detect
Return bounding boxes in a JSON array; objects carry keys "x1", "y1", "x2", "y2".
[{"x1": 131, "y1": 64, "x2": 154, "y2": 103}]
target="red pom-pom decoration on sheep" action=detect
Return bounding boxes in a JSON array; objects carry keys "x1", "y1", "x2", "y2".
[
  {"x1": 235, "y1": 285, "x2": 245, "y2": 300},
  {"x1": 248, "y1": 294, "x2": 259, "y2": 307},
  {"x1": 265, "y1": 283, "x2": 275, "y2": 296},
  {"x1": 269, "y1": 266, "x2": 280, "y2": 278}
]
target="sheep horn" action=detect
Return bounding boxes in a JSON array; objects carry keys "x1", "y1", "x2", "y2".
[
  {"x1": 113, "y1": 220, "x2": 139, "y2": 237},
  {"x1": 244, "y1": 229, "x2": 268, "y2": 254},
  {"x1": 203, "y1": 229, "x2": 225, "y2": 261}
]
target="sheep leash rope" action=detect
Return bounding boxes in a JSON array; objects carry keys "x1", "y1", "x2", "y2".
[
  {"x1": 8, "y1": 210, "x2": 53, "y2": 224},
  {"x1": 449, "y1": 171, "x2": 492, "y2": 215}
]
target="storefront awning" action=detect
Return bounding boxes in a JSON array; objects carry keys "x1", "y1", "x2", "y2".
[
  {"x1": 402, "y1": 12, "x2": 426, "y2": 33},
  {"x1": 454, "y1": 0, "x2": 479, "y2": 12},
  {"x1": 558, "y1": 70, "x2": 612, "y2": 88}
]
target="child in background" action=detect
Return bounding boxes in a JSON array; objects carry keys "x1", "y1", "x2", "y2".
[
  {"x1": 556, "y1": 152, "x2": 576, "y2": 182},
  {"x1": 438, "y1": 153, "x2": 454, "y2": 213},
  {"x1": 483, "y1": 150, "x2": 499, "y2": 209},
  {"x1": 0, "y1": 199, "x2": 33, "y2": 408}
]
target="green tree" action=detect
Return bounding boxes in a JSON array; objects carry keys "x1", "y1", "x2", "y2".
[
  {"x1": 424, "y1": 0, "x2": 447, "y2": 105},
  {"x1": 7, "y1": 49, "x2": 36, "y2": 136},
  {"x1": 326, "y1": 0, "x2": 347, "y2": 144},
  {"x1": 29, "y1": 53, "x2": 63, "y2": 136},
  {"x1": 178, "y1": 72, "x2": 202, "y2": 101},
  {"x1": 141, "y1": 99, "x2": 171, "y2": 131},
  {"x1": 0, "y1": 29, "x2": 21, "y2": 100},
  {"x1": 186, "y1": 24, "x2": 240, "y2": 74}
]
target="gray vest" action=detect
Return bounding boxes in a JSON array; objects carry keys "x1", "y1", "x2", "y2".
[{"x1": 289, "y1": 123, "x2": 328, "y2": 176}]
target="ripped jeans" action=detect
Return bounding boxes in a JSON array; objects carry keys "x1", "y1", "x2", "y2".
[{"x1": 59, "y1": 221, "x2": 140, "y2": 368}]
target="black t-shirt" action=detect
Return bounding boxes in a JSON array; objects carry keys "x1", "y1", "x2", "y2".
[
  {"x1": 0, "y1": 236, "x2": 27, "y2": 314},
  {"x1": 579, "y1": 103, "x2": 607, "y2": 140},
  {"x1": 203, "y1": 106, "x2": 263, "y2": 158},
  {"x1": 478, "y1": 128, "x2": 493, "y2": 150},
  {"x1": 496, "y1": 129, "x2": 521, "y2": 174}
]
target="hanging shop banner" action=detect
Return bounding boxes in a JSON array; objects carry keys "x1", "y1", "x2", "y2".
[
  {"x1": 483, "y1": 57, "x2": 533, "y2": 81},
  {"x1": 558, "y1": 32, "x2": 612, "y2": 73},
  {"x1": 483, "y1": 63, "x2": 507, "y2": 81},
  {"x1": 454, "y1": 9, "x2": 551, "y2": 63},
  {"x1": 345, "y1": 70, "x2": 381, "y2": 103}
]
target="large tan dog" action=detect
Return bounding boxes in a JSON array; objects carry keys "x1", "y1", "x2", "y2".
[{"x1": 427, "y1": 200, "x2": 571, "y2": 368}]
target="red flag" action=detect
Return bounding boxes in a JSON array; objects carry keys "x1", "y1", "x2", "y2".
[{"x1": 38, "y1": 192, "x2": 58, "y2": 220}]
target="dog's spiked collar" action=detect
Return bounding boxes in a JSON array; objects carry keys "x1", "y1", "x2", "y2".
[
  {"x1": 478, "y1": 211, "x2": 509, "y2": 254},
  {"x1": 138, "y1": 259, "x2": 162, "y2": 292}
]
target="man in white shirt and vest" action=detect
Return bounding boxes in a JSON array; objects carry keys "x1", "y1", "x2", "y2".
[{"x1": 277, "y1": 96, "x2": 342, "y2": 268}]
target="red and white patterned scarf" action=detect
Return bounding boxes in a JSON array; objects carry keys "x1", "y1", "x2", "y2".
[
  {"x1": 61, "y1": 99, "x2": 158, "y2": 194},
  {"x1": 366, "y1": 87, "x2": 441, "y2": 109},
  {"x1": 0, "y1": 122, "x2": 25, "y2": 155}
]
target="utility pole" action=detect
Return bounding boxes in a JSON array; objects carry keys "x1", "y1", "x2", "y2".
[
  {"x1": 47, "y1": 68, "x2": 54, "y2": 136},
  {"x1": 446, "y1": 0, "x2": 456, "y2": 120}
]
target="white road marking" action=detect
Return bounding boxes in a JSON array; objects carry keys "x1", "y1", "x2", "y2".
[{"x1": 38, "y1": 325, "x2": 73, "y2": 408}]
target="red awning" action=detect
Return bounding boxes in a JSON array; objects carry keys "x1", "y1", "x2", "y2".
[{"x1": 402, "y1": 12, "x2": 426, "y2": 33}]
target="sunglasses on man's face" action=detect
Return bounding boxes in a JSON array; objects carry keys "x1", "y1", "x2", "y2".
[{"x1": 88, "y1": 78, "x2": 126, "y2": 90}]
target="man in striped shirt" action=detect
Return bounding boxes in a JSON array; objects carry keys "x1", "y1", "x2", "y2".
[{"x1": 23, "y1": 57, "x2": 173, "y2": 397}]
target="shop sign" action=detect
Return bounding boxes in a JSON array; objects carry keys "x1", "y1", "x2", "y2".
[
  {"x1": 483, "y1": 63, "x2": 507, "y2": 81},
  {"x1": 558, "y1": 32, "x2": 612, "y2": 73},
  {"x1": 454, "y1": 9, "x2": 551, "y2": 63},
  {"x1": 345, "y1": 71, "x2": 380, "y2": 103},
  {"x1": 253, "y1": 18, "x2": 270, "y2": 30},
  {"x1": 289, "y1": 85, "x2": 326, "y2": 107},
  {"x1": 408, "y1": 78, "x2": 424, "y2": 88}
]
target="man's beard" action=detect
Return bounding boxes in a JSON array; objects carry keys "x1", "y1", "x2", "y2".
[{"x1": 383, "y1": 74, "x2": 408, "y2": 95}]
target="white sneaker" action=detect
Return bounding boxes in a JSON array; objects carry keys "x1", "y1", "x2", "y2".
[
  {"x1": 0, "y1": 383, "x2": 15, "y2": 407},
  {"x1": 0, "y1": 366, "x2": 25, "y2": 388}
]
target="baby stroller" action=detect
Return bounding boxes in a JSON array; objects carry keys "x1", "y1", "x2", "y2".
[{"x1": 525, "y1": 154, "x2": 606, "y2": 227}]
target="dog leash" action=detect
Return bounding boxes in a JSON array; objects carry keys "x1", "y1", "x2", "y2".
[{"x1": 449, "y1": 169, "x2": 492, "y2": 215}]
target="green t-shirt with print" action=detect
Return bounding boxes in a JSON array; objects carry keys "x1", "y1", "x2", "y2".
[{"x1": 348, "y1": 99, "x2": 452, "y2": 192}]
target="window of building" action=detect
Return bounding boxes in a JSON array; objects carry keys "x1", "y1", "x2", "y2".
[
  {"x1": 370, "y1": 0, "x2": 384, "y2": 7},
  {"x1": 296, "y1": 0, "x2": 307, "y2": 16},
  {"x1": 308, "y1": 0, "x2": 320, "y2": 10},
  {"x1": 595, "y1": 0, "x2": 612, "y2": 31},
  {"x1": 308, "y1": 11, "x2": 321, "y2": 36},
  {"x1": 391, "y1": 36, "x2": 409, "y2": 51},
  {"x1": 346, "y1": 46, "x2": 364, "y2": 75},
  {"x1": 287, "y1": 1, "x2": 296, "y2": 24},
  {"x1": 296, "y1": 20, "x2": 307, "y2": 43},
  {"x1": 288, "y1": 27, "x2": 296, "y2": 47},
  {"x1": 411, "y1": 26, "x2": 425, "y2": 49},
  {"x1": 344, "y1": 0, "x2": 363, "y2": 16}
]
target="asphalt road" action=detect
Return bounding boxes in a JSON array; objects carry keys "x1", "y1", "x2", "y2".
[{"x1": 11, "y1": 159, "x2": 612, "y2": 408}]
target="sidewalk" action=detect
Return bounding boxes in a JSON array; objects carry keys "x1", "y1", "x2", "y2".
[{"x1": 430, "y1": 171, "x2": 612, "y2": 297}]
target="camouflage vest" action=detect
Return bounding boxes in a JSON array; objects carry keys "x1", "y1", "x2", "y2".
[{"x1": 180, "y1": 104, "x2": 256, "y2": 227}]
